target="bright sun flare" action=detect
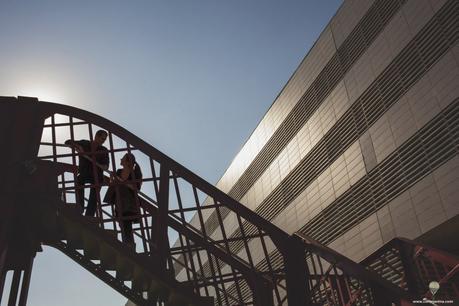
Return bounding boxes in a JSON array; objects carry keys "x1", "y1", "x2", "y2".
[{"x1": 15, "y1": 79, "x2": 69, "y2": 103}]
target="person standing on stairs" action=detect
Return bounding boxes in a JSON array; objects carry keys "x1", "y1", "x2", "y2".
[
  {"x1": 103, "y1": 153, "x2": 142, "y2": 247},
  {"x1": 65, "y1": 130, "x2": 110, "y2": 216}
]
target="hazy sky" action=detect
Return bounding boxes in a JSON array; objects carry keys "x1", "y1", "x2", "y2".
[{"x1": 0, "y1": 1, "x2": 341, "y2": 305}]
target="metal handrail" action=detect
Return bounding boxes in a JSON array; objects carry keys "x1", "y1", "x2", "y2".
[
  {"x1": 295, "y1": 232, "x2": 414, "y2": 305},
  {"x1": 361, "y1": 237, "x2": 459, "y2": 300}
]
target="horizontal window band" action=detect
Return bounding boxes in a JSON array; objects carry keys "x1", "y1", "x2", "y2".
[
  {"x1": 228, "y1": 0, "x2": 458, "y2": 250},
  {"x1": 199, "y1": 0, "x2": 458, "y2": 284},
  {"x1": 201, "y1": 0, "x2": 409, "y2": 238},
  {"x1": 300, "y1": 98, "x2": 459, "y2": 245},
  {"x1": 226, "y1": 97, "x2": 459, "y2": 299}
]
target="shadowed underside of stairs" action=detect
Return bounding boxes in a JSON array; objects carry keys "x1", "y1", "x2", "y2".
[
  {"x1": 43, "y1": 202, "x2": 212, "y2": 306},
  {"x1": 1, "y1": 97, "x2": 457, "y2": 306}
]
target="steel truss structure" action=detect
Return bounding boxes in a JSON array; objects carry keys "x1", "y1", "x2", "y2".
[{"x1": 0, "y1": 96, "x2": 457, "y2": 305}]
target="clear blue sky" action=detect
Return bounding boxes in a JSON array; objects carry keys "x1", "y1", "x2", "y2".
[{"x1": 0, "y1": 1, "x2": 341, "y2": 305}]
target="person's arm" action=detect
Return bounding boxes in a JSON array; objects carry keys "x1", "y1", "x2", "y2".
[
  {"x1": 100, "y1": 148, "x2": 109, "y2": 171},
  {"x1": 64, "y1": 139, "x2": 84, "y2": 152}
]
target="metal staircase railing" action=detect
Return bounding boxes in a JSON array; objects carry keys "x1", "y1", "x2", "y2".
[
  {"x1": 0, "y1": 96, "x2": 446, "y2": 306},
  {"x1": 361, "y1": 237, "x2": 459, "y2": 302},
  {"x1": 19, "y1": 97, "x2": 307, "y2": 305},
  {"x1": 294, "y1": 233, "x2": 415, "y2": 306},
  {"x1": 0, "y1": 96, "x2": 302, "y2": 305}
]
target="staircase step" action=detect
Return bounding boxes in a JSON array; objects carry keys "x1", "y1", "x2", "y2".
[
  {"x1": 84, "y1": 216, "x2": 102, "y2": 227},
  {"x1": 115, "y1": 254, "x2": 135, "y2": 281},
  {"x1": 197, "y1": 296, "x2": 215, "y2": 306},
  {"x1": 149, "y1": 279, "x2": 170, "y2": 303},
  {"x1": 166, "y1": 292, "x2": 189, "y2": 306},
  {"x1": 103, "y1": 229, "x2": 119, "y2": 241},
  {"x1": 62, "y1": 219, "x2": 85, "y2": 250},
  {"x1": 145, "y1": 292, "x2": 159, "y2": 305},
  {"x1": 83, "y1": 237, "x2": 101, "y2": 260},
  {"x1": 100, "y1": 242, "x2": 117, "y2": 270},
  {"x1": 67, "y1": 240, "x2": 84, "y2": 250},
  {"x1": 132, "y1": 266, "x2": 150, "y2": 292},
  {"x1": 50, "y1": 202, "x2": 214, "y2": 306},
  {"x1": 115, "y1": 265, "x2": 134, "y2": 281},
  {"x1": 60, "y1": 202, "x2": 82, "y2": 215},
  {"x1": 116, "y1": 269, "x2": 133, "y2": 282},
  {"x1": 40, "y1": 208, "x2": 66, "y2": 241}
]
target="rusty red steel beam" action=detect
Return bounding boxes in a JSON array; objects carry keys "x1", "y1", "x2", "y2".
[
  {"x1": 1, "y1": 97, "x2": 278, "y2": 305},
  {"x1": 414, "y1": 246, "x2": 459, "y2": 270},
  {"x1": 139, "y1": 198, "x2": 271, "y2": 285},
  {"x1": 28, "y1": 99, "x2": 290, "y2": 247},
  {"x1": 295, "y1": 232, "x2": 414, "y2": 304}
]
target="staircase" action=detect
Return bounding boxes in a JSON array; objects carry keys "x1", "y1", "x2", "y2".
[
  {"x1": 362, "y1": 238, "x2": 459, "y2": 302},
  {"x1": 40, "y1": 202, "x2": 212, "y2": 306},
  {"x1": 1, "y1": 96, "x2": 457, "y2": 306}
]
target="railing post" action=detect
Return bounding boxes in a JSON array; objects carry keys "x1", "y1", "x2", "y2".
[
  {"x1": 18, "y1": 257, "x2": 34, "y2": 306},
  {"x1": 371, "y1": 284, "x2": 397, "y2": 306},
  {"x1": 283, "y1": 235, "x2": 310, "y2": 306},
  {"x1": 0, "y1": 97, "x2": 45, "y2": 306},
  {"x1": 251, "y1": 276, "x2": 274, "y2": 306},
  {"x1": 397, "y1": 240, "x2": 420, "y2": 296},
  {"x1": 4, "y1": 259, "x2": 34, "y2": 306},
  {"x1": 0, "y1": 247, "x2": 8, "y2": 305},
  {"x1": 7, "y1": 270, "x2": 21, "y2": 306},
  {"x1": 153, "y1": 163, "x2": 170, "y2": 270}
]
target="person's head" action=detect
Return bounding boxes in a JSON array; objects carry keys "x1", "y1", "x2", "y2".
[
  {"x1": 121, "y1": 153, "x2": 136, "y2": 168},
  {"x1": 121, "y1": 153, "x2": 143, "y2": 188},
  {"x1": 94, "y1": 130, "x2": 108, "y2": 146}
]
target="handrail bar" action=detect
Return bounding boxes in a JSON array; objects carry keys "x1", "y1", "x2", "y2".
[{"x1": 294, "y1": 232, "x2": 414, "y2": 303}]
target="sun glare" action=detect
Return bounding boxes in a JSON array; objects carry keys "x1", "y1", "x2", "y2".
[
  {"x1": 10, "y1": 74, "x2": 72, "y2": 104},
  {"x1": 18, "y1": 84, "x2": 66, "y2": 103}
]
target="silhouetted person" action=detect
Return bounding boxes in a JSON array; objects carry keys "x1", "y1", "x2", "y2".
[
  {"x1": 104, "y1": 153, "x2": 142, "y2": 247},
  {"x1": 65, "y1": 130, "x2": 109, "y2": 216}
]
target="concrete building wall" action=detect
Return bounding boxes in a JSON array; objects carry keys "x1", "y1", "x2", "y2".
[{"x1": 178, "y1": 0, "x2": 459, "y2": 286}]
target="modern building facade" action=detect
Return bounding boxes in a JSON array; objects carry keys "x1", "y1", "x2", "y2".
[{"x1": 176, "y1": 0, "x2": 459, "y2": 286}]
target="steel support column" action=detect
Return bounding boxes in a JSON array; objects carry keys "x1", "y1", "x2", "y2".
[
  {"x1": 18, "y1": 257, "x2": 34, "y2": 306},
  {"x1": 0, "y1": 248, "x2": 8, "y2": 305},
  {"x1": 250, "y1": 276, "x2": 274, "y2": 306},
  {"x1": 7, "y1": 270, "x2": 21, "y2": 306},
  {"x1": 283, "y1": 235, "x2": 310, "y2": 306},
  {"x1": 397, "y1": 241, "x2": 420, "y2": 296},
  {"x1": 3, "y1": 257, "x2": 34, "y2": 306},
  {"x1": 153, "y1": 164, "x2": 170, "y2": 270},
  {"x1": 372, "y1": 285, "x2": 396, "y2": 306}
]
